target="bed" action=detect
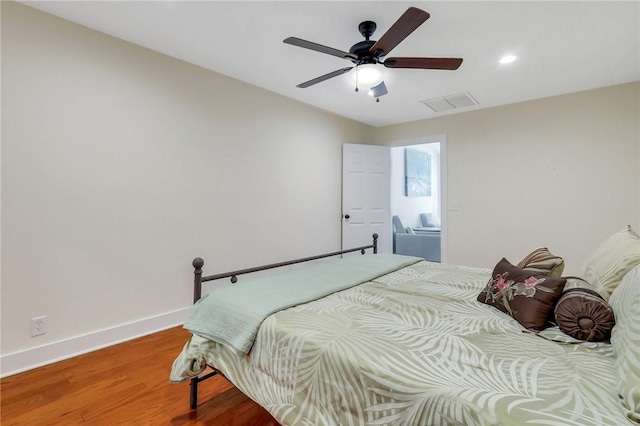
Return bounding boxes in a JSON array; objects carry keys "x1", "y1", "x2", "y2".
[{"x1": 171, "y1": 229, "x2": 640, "y2": 425}]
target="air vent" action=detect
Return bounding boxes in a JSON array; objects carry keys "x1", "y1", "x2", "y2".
[{"x1": 421, "y1": 92, "x2": 479, "y2": 113}]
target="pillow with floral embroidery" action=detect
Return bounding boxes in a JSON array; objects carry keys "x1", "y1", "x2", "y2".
[{"x1": 478, "y1": 258, "x2": 567, "y2": 331}]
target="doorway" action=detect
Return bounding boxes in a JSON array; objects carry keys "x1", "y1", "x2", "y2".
[
  {"x1": 390, "y1": 138, "x2": 446, "y2": 262},
  {"x1": 341, "y1": 137, "x2": 447, "y2": 262}
]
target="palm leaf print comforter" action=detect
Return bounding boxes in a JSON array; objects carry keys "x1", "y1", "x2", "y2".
[{"x1": 171, "y1": 260, "x2": 634, "y2": 425}]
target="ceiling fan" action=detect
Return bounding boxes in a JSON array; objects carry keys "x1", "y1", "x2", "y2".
[{"x1": 283, "y1": 7, "x2": 463, "y2": 99}]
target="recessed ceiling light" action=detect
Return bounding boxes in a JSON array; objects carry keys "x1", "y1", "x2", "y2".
[{"x1": 499, "y1": 55, "x2": 517, "y2": 64}]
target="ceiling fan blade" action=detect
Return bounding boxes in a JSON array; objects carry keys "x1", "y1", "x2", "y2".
[
  {"x1": 383, "y1": 57, "x2": 463, "y2": 70},
  {"x1": 296, "y1": 67, "x2": 353, "y2": 88},
  {"x1": 369, "y1": 7, "x2": 430, "y2": 57},
  {"x1": 284, "y1": 37, "x2": 357, "y2": 60}
]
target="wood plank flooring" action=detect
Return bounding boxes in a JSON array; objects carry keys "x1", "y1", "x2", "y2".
[{"x1": 0, "y1": 326, "x2": 278, "y2": 425}]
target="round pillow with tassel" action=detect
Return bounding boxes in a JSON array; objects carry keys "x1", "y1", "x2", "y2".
[{"x1": 554, "y1": 287, "x2": 615, "y2": 341}]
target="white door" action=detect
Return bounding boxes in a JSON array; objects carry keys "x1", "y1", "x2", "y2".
[{"x1": 342, "y1": 143, "x2": 391, "y2": 254}]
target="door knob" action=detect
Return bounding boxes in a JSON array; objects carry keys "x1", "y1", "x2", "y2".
[{"x1": 344, "y1": 214, "x2": 350, "y2": 219}]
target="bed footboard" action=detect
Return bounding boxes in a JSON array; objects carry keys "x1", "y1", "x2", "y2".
[{"x1": 187, "y1": 233, "x2": 378, "y2": 410}]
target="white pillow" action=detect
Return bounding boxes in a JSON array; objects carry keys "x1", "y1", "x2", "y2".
[
  {"x1": 609, "y1": 265, "x2": 640, "y2": 423},
  {"x1": 582, "y1": 226, "x2": 640, "y2": 300},
  {"x1": 422, "y1": 213, "x2": 441, "y2": 228}
]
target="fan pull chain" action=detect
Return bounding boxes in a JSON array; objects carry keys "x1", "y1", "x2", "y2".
[{"x1": 354, "y1": 65, "x2": 359, "y2": 92}]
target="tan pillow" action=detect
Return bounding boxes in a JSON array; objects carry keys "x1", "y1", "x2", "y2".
[
  {"x1": 563, "y1": 277, "x2": 592, "y2": 291},
  {"x1": 517, "y1": 247, "x2": 564, "y2": 278},
  {"x1": 582, "y1": 226, "x2": 640, "y2": 301}
]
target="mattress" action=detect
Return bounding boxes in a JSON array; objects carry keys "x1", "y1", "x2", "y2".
[{"x1": 171, "y1": 259, "x2": 632, "y2": 425}]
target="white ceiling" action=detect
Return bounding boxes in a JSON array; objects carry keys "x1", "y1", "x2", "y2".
[{"x1": 21, "y1": 1, "x2": 640, "y2": 127}]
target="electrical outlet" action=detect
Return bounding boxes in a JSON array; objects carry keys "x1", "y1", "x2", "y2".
[{"x1": 31, "y1": 316, "x2": 47, "y2": 336}]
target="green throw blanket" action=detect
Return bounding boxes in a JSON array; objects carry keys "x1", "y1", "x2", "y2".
[{"x1": 184, "y1": 254, "x2": 421, "y2": 354}]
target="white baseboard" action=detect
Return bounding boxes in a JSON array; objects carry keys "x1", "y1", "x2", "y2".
[{"x1": 0, "y1": 308, "x2": 190, "y2": 378}]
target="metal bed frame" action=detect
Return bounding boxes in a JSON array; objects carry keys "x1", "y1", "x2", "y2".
[{"x1": 188, "y1": 234, "x2": 379, "y2": 409}]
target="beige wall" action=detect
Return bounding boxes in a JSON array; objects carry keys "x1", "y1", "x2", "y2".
[
  {"x1": 1, "y1": 2, "x2": 370, "y2": 356},
  {"x1": 2, "y1": 1, "x2": 639, "y2": 369},
  {"x1": 372, "y1": 82, "x2": 640, "y2": 272}
]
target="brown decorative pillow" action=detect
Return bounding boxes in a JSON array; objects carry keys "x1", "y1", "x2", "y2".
[
  {"x1": 554, "y1": 288, "x2": 615, "y2": 341},
  {"x1": 478, "y1": 258, "x2": 567, "y2": 331},
  {"x1": 517, "y1": 247, "x2": 564, "y2": 278}
]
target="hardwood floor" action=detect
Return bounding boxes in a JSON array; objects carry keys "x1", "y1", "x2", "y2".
[{"x1": 0, "y1": 327, "x2": 278, "y2": 425}]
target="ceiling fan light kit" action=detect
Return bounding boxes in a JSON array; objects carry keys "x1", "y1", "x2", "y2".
[
  {"x1": 283, "y1": 7, "x2": 463, "y2": 100},
  {"x1": 369, "y1": 81, "x2": 388, "y2": 102},
  {"x1": 355, "y1": 63, "x2": 382, "y2": 85}
]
